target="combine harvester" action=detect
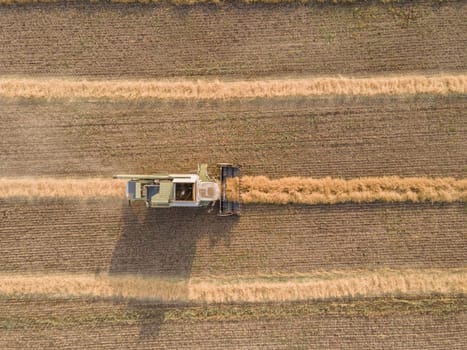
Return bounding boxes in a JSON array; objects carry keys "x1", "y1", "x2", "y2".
[{"x1": 114, "y1": 163, "x2": 241, "y2": 216}]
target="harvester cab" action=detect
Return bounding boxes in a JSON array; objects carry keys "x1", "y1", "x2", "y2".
[{"x1": 113, "y1": 163, "x2": 241, "y2": 216}]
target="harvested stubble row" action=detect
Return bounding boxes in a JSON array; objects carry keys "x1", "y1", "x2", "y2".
[
  {"x1": 1, "y1": 176, "x2": 467, "y2": 204},
  {"x1": 0, "y1": 268, "x2": 465, "y2": 303},
  {"x1": 1, "y1": 303, "x2": 464, "y2": 350},
  {"x1": 0, "y1": 75, "x2": 465, "y2": 100}
]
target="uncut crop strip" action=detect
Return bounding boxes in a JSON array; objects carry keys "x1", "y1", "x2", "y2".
[
  {"x1": 232, "y1": 176, "x2": 467, "y2": 204},
  {"x1": 0, "y1": 75, "x2": 465, "y2": 100},
  {"x1": 0, "y1": 268, "x2": 465, "y2": 303}
]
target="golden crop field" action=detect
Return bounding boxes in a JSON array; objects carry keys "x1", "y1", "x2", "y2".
[{"x1": 0, "y1": 0, "x2": 466, "y2": 348}]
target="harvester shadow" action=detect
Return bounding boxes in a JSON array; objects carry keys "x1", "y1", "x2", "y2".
[{"x1": 109, "y1": 202, "x2": 238, "y2": 338}]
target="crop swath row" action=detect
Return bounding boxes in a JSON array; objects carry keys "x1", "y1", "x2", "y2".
[
  {"x1": 1, "y1": 176, "x2": 466, "y2": 205},
  {"x1": 232, "y1": 176, "x2": 467, "y2": 204},
  {"x1": 0, "y1": 75, "x2": 465, "y2": 100},
  {"x1": 1, "y1": 268, "x2": 465, "y2": 303}
]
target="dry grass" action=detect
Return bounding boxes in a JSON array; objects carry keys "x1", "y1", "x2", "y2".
[
  {"x1": 0, "y1": 178, "x2": 125, "y2": 199},
  {"x1": 236, "y1": 176, "x2": 467, "y2": 205},
  {"x1": 0, "y1": 269, "x2": 465, "y2": 303},
  {"x1": 0, "y1": 75, "x2": 465, "y2": 100}
]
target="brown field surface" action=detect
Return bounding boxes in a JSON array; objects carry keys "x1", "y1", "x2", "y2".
[
  {"x1": 0, "y1": 199, "x2": 465, "y2": 276},
  {"x1": 0, "y1": 1, "x2": 465, "y2": 78},
  {"x1": 0, "y1": 297, "x2": 466, "y2": 349},
  {"x1": 0, "y1": 94, "x2": 465, "y2": 178}
]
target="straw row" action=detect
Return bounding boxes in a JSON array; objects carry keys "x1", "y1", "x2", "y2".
[
  {"x1": 2, "y1": 176, "x2": 467, "y2": 204},
  {"x1": 0, "y1": 178, "x2": 125, "y2": 199},
  {"x1": 1, "y1": 268, "x2": 465, "y2": 303},
  {"x1": 0, "y1": 74, "x2": 465, "y2": 100},
  {"x1": 229, "y1": 176, "x2": 467, "y2": 204}
]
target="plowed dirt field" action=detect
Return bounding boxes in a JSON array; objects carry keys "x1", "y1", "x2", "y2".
[{"x1": 0, "y1": 0, "x2": 466, "y2": 348}]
